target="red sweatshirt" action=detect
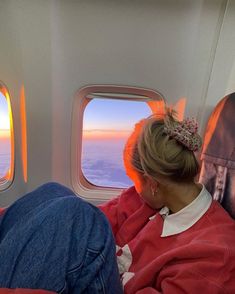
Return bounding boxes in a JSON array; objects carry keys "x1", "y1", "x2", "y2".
[{"x1": 99, "y1": 186, "x2": 235, "y2": 293}]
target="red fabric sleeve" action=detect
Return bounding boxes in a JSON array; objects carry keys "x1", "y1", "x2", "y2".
[
  {"x1": 98, "y1": 196, "x2": 120, "y2": 235},
  {"x1": 156, "y1": 264, "x2": 229, "y2": 294},
  {"x1": 160, "y1": 276, "x2": 225, "y2": 293},
  {"x1": 135, "y1": 276, "x2": 225, "y2": 293},
  {"x1": 98, "y1": 186, "x2": 145, "y2": 236},
  {"x1": 136, "y1": 288, "x2": 160, "y2": 293},
  {"x1": 99, "y1": 186, "x2": 156, "y2": 245}
]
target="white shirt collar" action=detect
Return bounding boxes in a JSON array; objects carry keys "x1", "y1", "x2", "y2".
[{"x1": 159, "y1": 185, "x2": 212, "y2": 237}]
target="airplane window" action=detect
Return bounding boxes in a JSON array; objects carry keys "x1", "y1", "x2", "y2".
[
  {"x1": 82, "y1": 98, "x2": 151, "y2": 188},
  {"x1": 0, "y1": 89, "x2": 13, "y2": 185},
  {"x1": 72, "y1": 85, "x2": 165, "y2": 201}
]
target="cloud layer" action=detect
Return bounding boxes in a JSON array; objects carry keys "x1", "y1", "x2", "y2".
[{"x1": 82, "y1": 139, "x2": 133, "y2": 188}]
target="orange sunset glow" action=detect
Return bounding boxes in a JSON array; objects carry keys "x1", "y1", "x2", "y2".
[
  {"x1": 83, "y1": 129, "x2": 131, "y2": 140},
  {"x1": 0, "y1": 129, "x2": 10, "y2": 139},
  {"x1": 20, "y1": 86, "x2": 28, "y2": 182}
]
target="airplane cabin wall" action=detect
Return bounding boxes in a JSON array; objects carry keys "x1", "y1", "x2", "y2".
[{"x1": 0, "y1": 0, "x2": 234, "y2": 206}]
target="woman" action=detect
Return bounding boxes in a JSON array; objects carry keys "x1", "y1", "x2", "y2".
[{"x1": 99, "y1": 109, "x2": 235, "y2": 293}]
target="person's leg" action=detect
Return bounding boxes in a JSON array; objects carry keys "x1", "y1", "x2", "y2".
[
  {"x1": 0, "y1": 182, "x2": 75, "y2": 232},
  {"x1": 0, "y1": 183, "x2": 122, "y2": 294}
]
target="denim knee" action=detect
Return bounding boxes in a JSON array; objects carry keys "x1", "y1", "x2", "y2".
[{"x1": 0, "y1": 185, "x2": 122, "y2": 293}]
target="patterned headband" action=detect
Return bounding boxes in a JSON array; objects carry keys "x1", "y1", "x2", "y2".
[{"x1": 163, "y1": 117, "x2": 202, "y2": 152}]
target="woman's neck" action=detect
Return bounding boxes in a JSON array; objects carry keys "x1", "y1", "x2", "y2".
[{"x1": 162, "y1": 181, "x2": 202, "y2": 214}]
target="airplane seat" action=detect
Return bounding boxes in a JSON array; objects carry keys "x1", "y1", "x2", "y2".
[{"x1": 199, "y1": 92, "x2": 235, "y2": 219}]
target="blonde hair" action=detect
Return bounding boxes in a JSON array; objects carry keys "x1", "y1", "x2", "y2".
[{"x1": 124, "y1": 110, "x2": 201, "y2": 182}]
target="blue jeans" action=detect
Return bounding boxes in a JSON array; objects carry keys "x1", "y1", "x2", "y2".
[{"x1": 0, "y1": 183, "x2": 123, "y2": 294}]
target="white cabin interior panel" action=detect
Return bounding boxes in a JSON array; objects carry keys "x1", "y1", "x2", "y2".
[{"x1": 0, "y1": 0, "x2": 234, "y2": 205}]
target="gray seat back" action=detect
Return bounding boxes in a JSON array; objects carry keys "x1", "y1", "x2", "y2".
[{"x1": 199, "y1": 93, "x2": 235, "y2": 219}]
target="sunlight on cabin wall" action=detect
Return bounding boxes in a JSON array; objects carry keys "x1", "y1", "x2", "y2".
[
  {"x1": 20, "y1": 86, "x2": 28, "y2": 182},
  {"x1": 174, "y1": 97, "x2": 187, "y2": 121},
  {"x1": 148, "y1": 98, "x2": 186, "y2": 121}
]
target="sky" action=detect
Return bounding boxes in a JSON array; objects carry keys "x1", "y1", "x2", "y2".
[
  {"x1": 0, "y1": 92, "x2": 10, "y2": 130},
  {"x1": 81, "y1": 98, "x2": 151, "y2": 187},
  {"x1": 0, "y1": 92, "x2": 11, "y2": 177},
  {"x1": 0, "y1": 92, "x2": 10, "y2": 142},
  {"x1": 83, "y1": 98, "x2": 151, "y2": 139}
]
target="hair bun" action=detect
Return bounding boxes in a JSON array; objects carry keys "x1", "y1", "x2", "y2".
[{"x1": 164, "y1": 117, "x2": 202, "y2": 152}]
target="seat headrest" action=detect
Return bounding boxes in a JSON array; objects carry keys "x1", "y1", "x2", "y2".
[{"x1": 200, "y1": 92, "x2": 235, "y2": 219}]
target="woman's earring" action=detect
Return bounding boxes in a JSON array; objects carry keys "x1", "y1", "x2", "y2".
[
  {"x1": 151, "y1": 187, "x2": 154, "y2": 196},
  {"x1": 151, "y1": 188, "x2": 157, "y2": 197}
]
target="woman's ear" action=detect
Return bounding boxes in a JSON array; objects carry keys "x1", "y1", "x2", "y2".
[{"x1": 146, "y1": 176, "x2": 159, "y2": 192}]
